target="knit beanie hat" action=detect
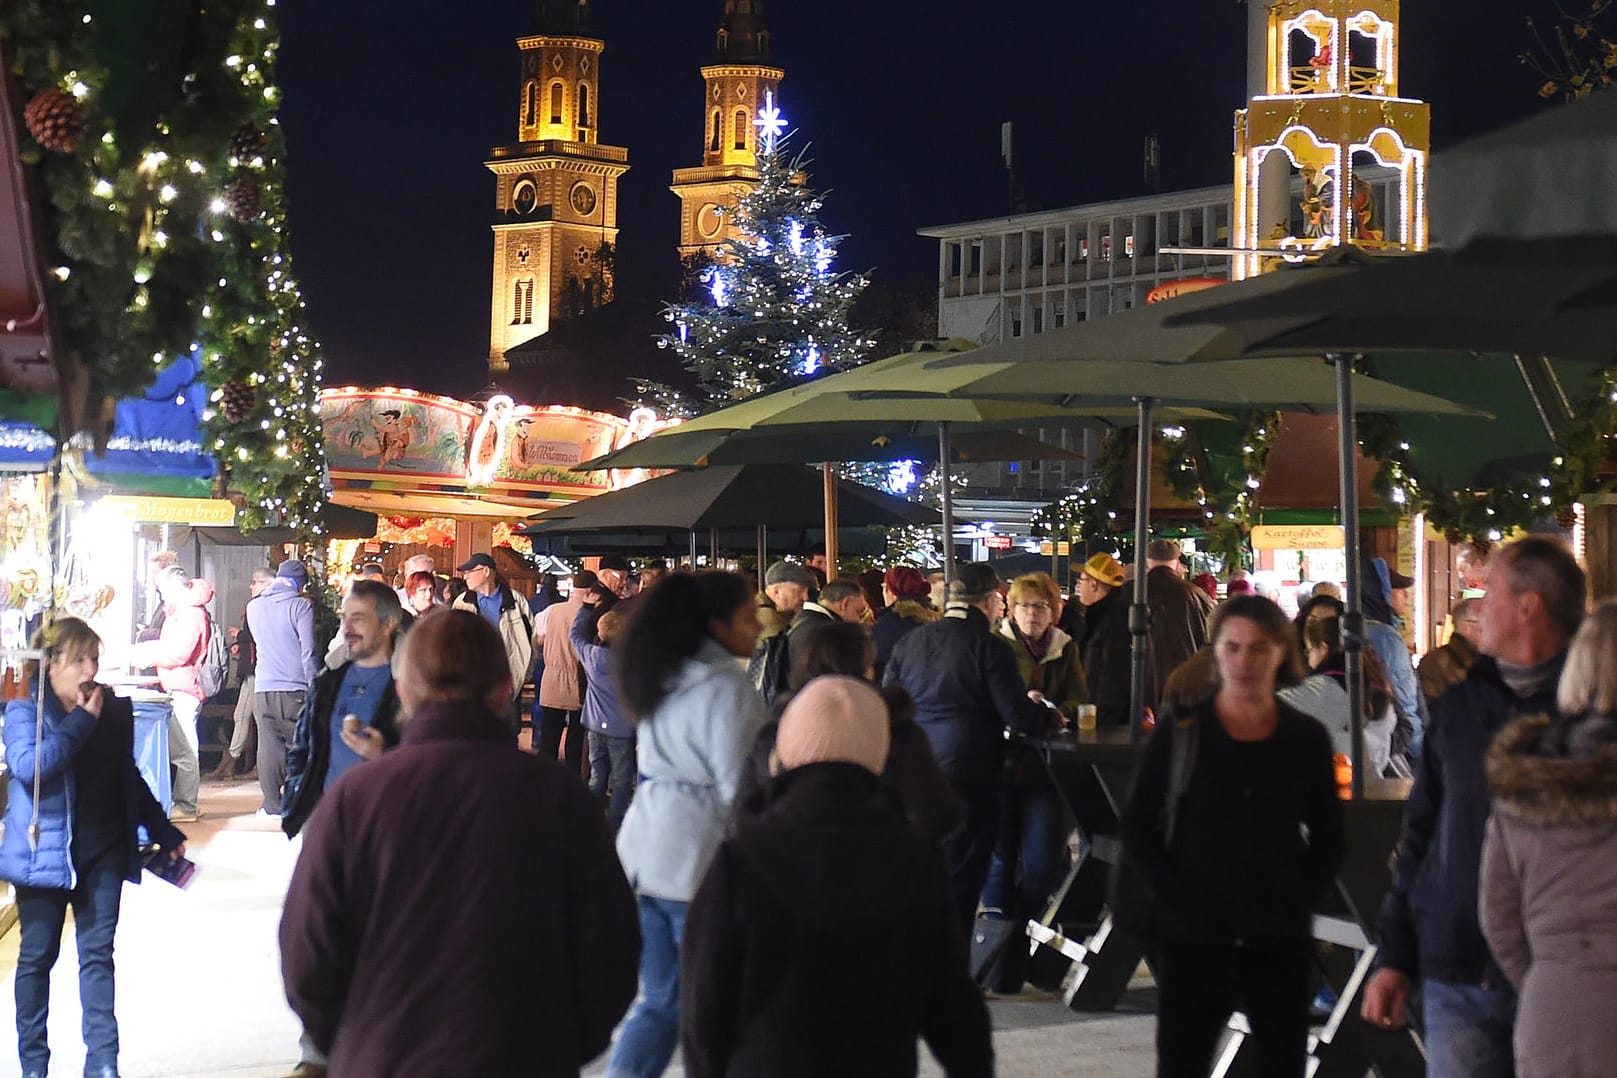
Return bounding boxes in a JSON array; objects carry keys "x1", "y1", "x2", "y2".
[
  {"x1": 773, "y1": 675, "x2": 891, "y2": 776},
  {"x1": 883, "y1": 565, "x2": 929, "y2": 600}
]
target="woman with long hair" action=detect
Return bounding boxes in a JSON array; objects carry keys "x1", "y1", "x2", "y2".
[
  {"x1": 0, "y1": 617, "x2": 188, "y2": 1078},
  {"x1": 605, "y1": 572, "x2": 770, "y2": 1078},
  {"x1": 1280, "y1": 614, "x2": 1401, "y2": 778},
  {"x1": 1481, "y1": 598, "x2": 1617, "y2": 1077},
  {"x1": 1119, "y1": 595, "x2": 1345, "y2": 1078}
]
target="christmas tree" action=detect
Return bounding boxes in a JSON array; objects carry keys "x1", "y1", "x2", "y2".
[
  {"x1": 0, "y1": 0, "x2": 328, "y2": 536},
  {"x1": 658, "y1": 93, "x2": 875, "y2": 403}
]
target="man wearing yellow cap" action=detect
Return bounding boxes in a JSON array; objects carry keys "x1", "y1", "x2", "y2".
[{"x1": 1066, "y1": 553, "x2": 1132, "y2": 728}]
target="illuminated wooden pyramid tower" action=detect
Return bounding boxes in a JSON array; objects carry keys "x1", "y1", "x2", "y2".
[
  {"x1": 486, "y1": 0, "x2": 630, "y2": 374},
  {"x1": 1233, "y1": 0, "x2": 1429, "y2": 279},
  {"x1": 670, "y1": 0, "x2": 785, "y2": 260}
]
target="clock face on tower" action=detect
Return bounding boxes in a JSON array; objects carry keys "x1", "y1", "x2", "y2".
[
  {"x1": 569, "y1": 182, "x2": 597, "y2": 217},
  {"x1": 512, "y1": 179, "x2": 538, "y2": 215},
  {"x1": 697, "y1": 203, "x2": 724, "y2": 240}
]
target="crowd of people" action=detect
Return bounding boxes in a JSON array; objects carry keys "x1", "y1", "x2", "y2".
[{"x1": 4, "y1": 532, "x2": 1614, "y2": 1077}]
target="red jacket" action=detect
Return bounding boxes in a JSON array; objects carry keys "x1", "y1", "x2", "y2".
[{"x1": 132, "y1": 579, "x2": 215, "y2": 700}]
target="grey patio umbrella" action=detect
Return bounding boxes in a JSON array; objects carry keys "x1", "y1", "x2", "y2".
[{"x1": 527, "y1": 462, "x2": 936, "y2": 570}]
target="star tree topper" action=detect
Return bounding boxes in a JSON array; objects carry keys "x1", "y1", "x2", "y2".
[{"x1": 753, "y1": 90, "x2": 786, "y2": 155}]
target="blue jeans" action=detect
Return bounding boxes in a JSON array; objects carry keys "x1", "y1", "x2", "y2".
[
  {"x1": 1422, "y1": 979, "x2": 1515, "y2": 1078},
  {"x1": 14, "y1": 856, "x2": 125, "y2": 1076},
  {"x1": 981, "y1": 784, "x2": 1069, "y2": 917},
  {"x1": 605, "y1": 895, "x2": 687, "y2": 1078},
  {"x1": 588, "y1": 732, "x2": 637, "y2": 834}
]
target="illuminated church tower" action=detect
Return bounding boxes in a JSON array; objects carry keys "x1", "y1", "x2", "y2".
[
  {"x1": 1233, "y1": 0, "x2": 1429, "y2": 279},
  {"x1": 487, "y1": 0, "x2": 630, "y2": 374},
  {"x1": 670, "y1": 0, "x2": 785, "y2": 260}
]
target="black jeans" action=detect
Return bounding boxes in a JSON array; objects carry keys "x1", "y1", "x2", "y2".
[
  {"x1": 536, "y1": 706, "x2": 584, "y2": 777},
  {"x1": 943, "y1": 783, "x2": 1001, "y2": 935},
  {"x1": 1153, "y1": 937, "x2": 1312, "y2": 1078}
]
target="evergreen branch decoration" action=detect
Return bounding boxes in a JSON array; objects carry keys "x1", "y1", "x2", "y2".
[{"x1": 0, "y1": 0, "x2": 328, "y2": 539}]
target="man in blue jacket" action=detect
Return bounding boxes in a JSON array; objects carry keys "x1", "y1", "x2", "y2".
[
  {"x1": 884, "y1": 562, "x2": 1052, "y2": 932},
  {"x1": 1362, "y1": 536, "x2": 1584, "y2": 1077}
]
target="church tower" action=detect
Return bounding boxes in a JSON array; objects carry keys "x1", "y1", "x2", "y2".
[
  {"x1": 1232, "y1": 0, "x2": 1429, "y2": 279},
  {"x1": 670, "y1": 0, "x2": 785, "y2": 261},
  {"x1": 487, "y1": 0, "x2": 630, "y2": 374}
]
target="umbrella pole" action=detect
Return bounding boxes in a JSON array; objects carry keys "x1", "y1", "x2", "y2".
[
  {"x1": 689, "y1": 530, "x2": 698, "y2": 570},
  {"x1": 1129, "y1": 397, "x2": 1155, "y2": 744},
  {"x1": 757, "y1": 524, "x2": 767, "y2": 583},
  {"x1": 709, "y1": 527, "x2": 718, "y2": 566},
  {"x1": 823, "y1": 463, "x2": 839, "y2": 576},
  {"x1": 1332, "y1": 354, "x2": 1367, "y2": 799},
  {"x1": 939, "y1": 421, "x2": 954, "y2": 593}
]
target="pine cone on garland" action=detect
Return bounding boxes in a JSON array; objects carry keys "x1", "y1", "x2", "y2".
[
  {"x1": 224, "y1": 177, "x2": 262, "y2": 223},
  {"x1": 230, "y1": 123, "x2": 269, "y2": 164},
  {"x1": 220, "y1": 379, "x2": 254, "y2": 422},
  {"x1": 1556, "y1": 505, "x2": 1578, "y2": 532},
  {"x1": 23, "y1": 89, "x2": 86, "y2": 154}
]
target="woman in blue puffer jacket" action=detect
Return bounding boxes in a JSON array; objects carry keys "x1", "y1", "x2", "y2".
[{"x1": 0, "y1": 617, "x2": 187, "y2": 1078}]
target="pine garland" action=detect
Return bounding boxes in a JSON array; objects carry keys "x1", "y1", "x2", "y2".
[{"x1": 0, "y1": 0, "x2": 328, "y2": 538}]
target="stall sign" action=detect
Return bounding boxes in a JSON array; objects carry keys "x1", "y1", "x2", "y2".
[
  {"x1": 984, "y1": 535, "x2": 1013, "y2": 550},
  {"x1": 1251, "y1": 524, "x2": 1345, "y2": 551},
  {"x1": 98, "y1": 495, "x2": 237, "y2": 526}
]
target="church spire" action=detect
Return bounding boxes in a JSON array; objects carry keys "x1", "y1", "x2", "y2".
[
  {"x1": 715, "y1": 0, "x2": 770, "y2": 64},
  {"x1": 534, "y1": 0, "x2": 590, "y2": 36}
]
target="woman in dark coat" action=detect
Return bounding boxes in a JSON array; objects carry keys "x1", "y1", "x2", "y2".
[
  {"x1": 0, "y1": 617, "x2": 187, "y2": 1078},
  {"x1": 1120, "y1": 596, "x2": 1344, "y2": 1078},
  {"x1": 682, "y1": 676, "x2": 992, "y2": 1078}
]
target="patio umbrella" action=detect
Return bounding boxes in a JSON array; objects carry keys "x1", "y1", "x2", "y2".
[
  {"x1": 577, "y1": 341, "x2": 1224, "y2": 587},
  {"x1": 525, "y1": 463, "x2": 936, "y2": 569},
  {"x1": 1430, "y1": 89, "x2": 1617, "y2": 248},
  {"x1": 817, "y1": 344, "x2": 1480, "y2": 766}
]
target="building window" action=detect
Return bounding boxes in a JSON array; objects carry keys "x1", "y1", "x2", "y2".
[
  {"x1": 1124, "y1": 234, "x2": 1136, "y2": 257},
  {"x1": 710, "y1": 109, "x2": 722, "y2": 151},
  {"x1": 1011, "y1": 317, "x2": 1023, "y2": 338},
  {"x1": 578, "y1": 83, "x2": 591, "y2": 128},
  {"x1": 734, "y1": 108, "x2": 749, "y2": 151},
  {"x1": 1032, "y1": 307, "x2": 1044, "y2": 334},
  {"x1": 549, "y1": 82, "x2": 564, "y2": 125},
  {"x1": 514, "y1": 279, "x2": 535, "y2": 325},
  {"x1": 1054, "y1": 305, "x2": 1066, "y2": 328},
  {"x1": 524, "y1": 82, "x2": 538, "y2": 127}
]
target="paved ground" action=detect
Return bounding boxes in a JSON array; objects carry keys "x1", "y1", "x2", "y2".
[{"x1": 0, "y1": 776, "x2": 1159, "y2": 1077}]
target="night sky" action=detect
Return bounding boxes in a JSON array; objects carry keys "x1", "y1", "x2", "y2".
[{"x1": 275, "y1": 0, "x2": 1560, "y2": 402}]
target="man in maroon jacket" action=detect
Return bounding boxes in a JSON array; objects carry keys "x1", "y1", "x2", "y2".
[{"x1": 279, "y1": 609, "x2": 640, "y2": 1076}]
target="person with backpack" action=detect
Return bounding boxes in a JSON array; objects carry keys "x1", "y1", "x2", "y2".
[
  {"x1": 1118, "y1": 596, "x2": 1344, "y2": 1077},
  {"x1": 130, "y1": 565, "x2": 213, "y2": 822}
]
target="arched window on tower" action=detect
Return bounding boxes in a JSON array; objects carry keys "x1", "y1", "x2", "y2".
[
  {"x1": 550, "y1": 82, "x2": 564, "y2": 125},
  {"x1": 710, "y1": 109, "x2": 722, "y2": 152},
  {"x1": 716, "y1": 28, "x2": 729, "y2": 56},
  {"x1": 524, "y1": 82, "x2": 538, "y2": 127},
  {"x1": 579, "y1": 83, "x2": 591, "y2": 128},
  {"x1": 734, "y1": 108, "x2": 748, "y2": 151},
  {"x1": 514, "y1": 279, "x2": 535, "y2": 325},
  {"x1": 758, "y1": 31, "x2": 771, "y2": 57}
]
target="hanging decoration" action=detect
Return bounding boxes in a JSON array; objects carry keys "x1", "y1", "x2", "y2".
[{"x1": 21, "y1": 87, "x2": 85, "y2": 154}]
